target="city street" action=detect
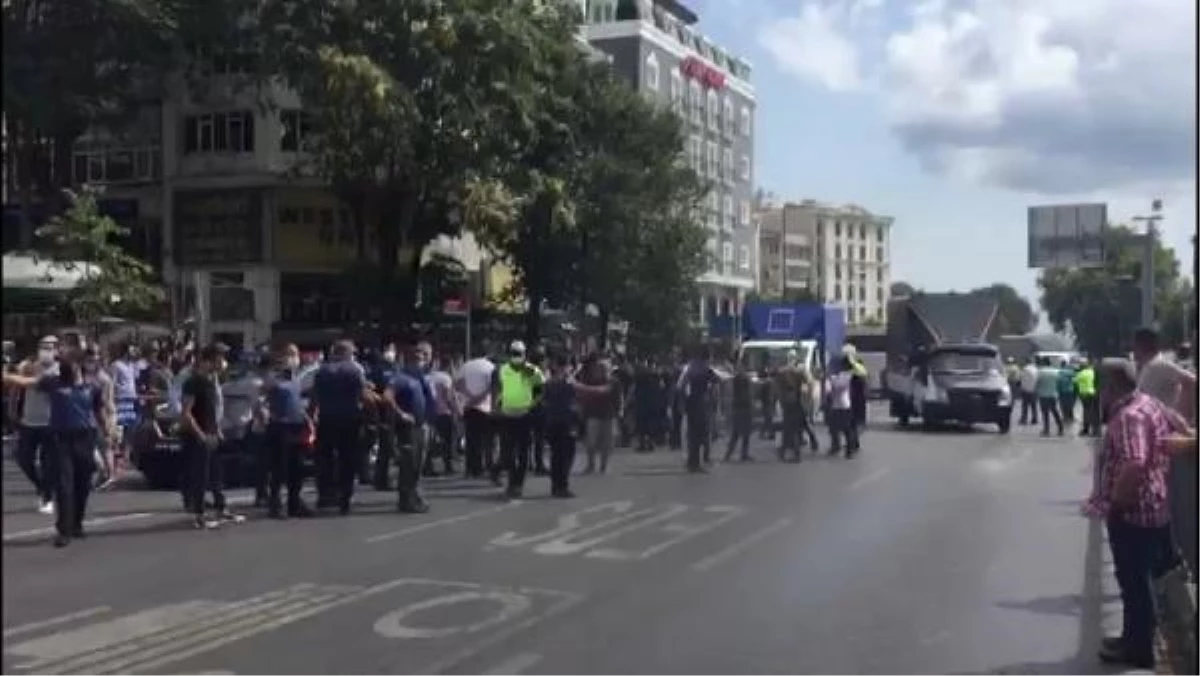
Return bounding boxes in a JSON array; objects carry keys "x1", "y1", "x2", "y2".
[{"x1": 2, "y1": 412, "x2": 1124, "y2": 675}]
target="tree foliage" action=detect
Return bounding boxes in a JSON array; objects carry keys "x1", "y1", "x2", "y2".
[
  {"x1": 34, "y1": 188, "x2": 165, "y2": 324},
  {"x1": 1038, "y1": 224, "x2": 1190, "y2": 357},
  {"x1": 967, "y1": 283, "x2": 1036, "y2": 335}
]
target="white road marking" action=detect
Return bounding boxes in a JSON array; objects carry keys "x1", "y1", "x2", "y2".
[
  {"x1": 690, "y1": 518, "x2": 793, "y2": 573},
  {"x1": 533, "y1": 505, "x2": 690, "y2": 556},
  {"x1": 489, "y1": 501, "x2": 640, "y2": 549},
  {"x1": 587, "y1": 505, "x2": 747, "y2": 561},
  {"x1": 421, "y1": 594, "x2": 584, "y2": 675},
  {"x1": 3, "y1": 606, "x2": 112, "y2": 640},
  {"x1": 374, "y1": 590, "x2": 533, "y2": 639},
  {"x1": 483, "y1": 652, "x2": 543, "y2": 675},
  {"x1": 366, "y1": 503, "x2": 521, "y2": 544},
  {"x1": 3, "y1": 513, "x2": 155, "y2": 542},
  {"x1": 847, "y1": 468, "x2": 890, "y2": 491}
]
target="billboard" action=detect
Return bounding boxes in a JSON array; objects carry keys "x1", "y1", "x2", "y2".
[{"x1": 1027, "y1": 203, "x2": 1107, "y2": 269}]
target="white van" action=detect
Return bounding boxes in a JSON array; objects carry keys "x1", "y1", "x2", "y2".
[{"x1": 737, "y1": 339, "x2": 824, "y2": 422}]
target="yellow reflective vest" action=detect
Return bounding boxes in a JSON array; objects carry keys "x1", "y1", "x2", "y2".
[
  {"x1": 1074, "y1": 366, "x2": 1096, "y2": 397},
  {"x1": 498, "y1": 362, "x2": 543, "y2": 415}
]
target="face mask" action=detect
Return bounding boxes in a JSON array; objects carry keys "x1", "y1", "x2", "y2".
[
  {"x1": 382, "y1": 351, "x2": 396, "y2": 363},
  {"x1": 37, "y1": 349, "x2": 55, "y2": 365}
]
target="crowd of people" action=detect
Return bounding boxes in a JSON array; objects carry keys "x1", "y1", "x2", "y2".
[{"x1": 3, "y1": 333, "x2": 873, "y2": 549}]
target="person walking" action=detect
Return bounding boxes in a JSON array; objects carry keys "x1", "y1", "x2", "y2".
[
  {"x1": 311, "y1": 340, "x2": 369, "y2": 515},
  {"x1": 1083, "y1": 358, "x2": 1178, "y2": 671},
  {"x1": 491, "y1": 341, "x2": 544, "y2": 499},
  {"x1": 1035, "y1": 356, "x2": 1064, "y2": 437},
  {"x1": 14, "y1": 336, "x2": 59, "y2": 514},
  {"x1": 677, "y1": 346, "x2": 720, "y2": 473},
  {"x1": 723, "y1": 360, "x2": 754, "y2": 462},
  {"x1": 1057, "y1": 360, "x2": 1078, "y2": 425},
  {"x1": 5, "y1": 351, "x2": 111, "y2": 547},
  {"x1": 368, "y1": 343, "x2": 401, "y2": 490},
  {"x1": 775, "y1": 351, "x2": 818, "y2": 461},
  {"x1": 423, "y1": 354, "x2": 459, "y2": 477},
  {"x1": 825, "y1": 356, "x2": 860, "y2": 457},
  {"x1": 383, "y1": 345, "x2": 432, "y2": 514},
  {"x1": 1018, "y1": 358, "x2": 1040, "y2": 426},
  {"x1": 263, "y1": 347, "x2": 313, "y2": 519},
  {"x1": 541, "y1": 353, "x2": 580, "y2": 498},
  {"x1": 579, "y1": 354, "x2": 618, "y2": 474}
]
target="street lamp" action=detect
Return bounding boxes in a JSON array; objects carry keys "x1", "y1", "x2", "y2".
[{"x1": 1131, "y1": 199, "x2": 1163, "y2": 328}]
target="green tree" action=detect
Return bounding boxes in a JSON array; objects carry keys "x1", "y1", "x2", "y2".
[
  {"x1": 259, "y1": 0, "x2": 571, "y2": 333},
  {"x1": 34, "y1": 188, "x2": 165, "y2": 325},
  {"x1": 1038, "y1": 224, "x2": 1189, "y2": 357},
  {"x1": 968, "y1": 283, "x2": 1036, "y2": 334},
  {"x1": 890, "y1": 281, "x2": 918, "y2": 298}
]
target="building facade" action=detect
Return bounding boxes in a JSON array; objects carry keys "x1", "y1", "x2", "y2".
[
  {"x1": 756, "y1": 200, "x2": 893, "y2": 327},
  {"x1": 583, "y1": 0, "x2": 757, "y2": 331}
]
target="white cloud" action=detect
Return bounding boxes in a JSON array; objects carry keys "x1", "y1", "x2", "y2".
[
  {"x1": 758, "y1": 0, "x2": 1198, "y2": 196},
  {"x1": 758, "y1": 3, "x2": 863, "y2": 91}
]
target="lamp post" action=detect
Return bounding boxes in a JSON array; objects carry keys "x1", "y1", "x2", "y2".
[{"x1": 1131, "y1": 199, "x2": 1163, "y2": 328}]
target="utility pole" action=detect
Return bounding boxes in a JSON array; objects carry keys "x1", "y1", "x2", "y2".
[{"x1": 1132, "y1": 199, "x2": 1163, "y2": 329}]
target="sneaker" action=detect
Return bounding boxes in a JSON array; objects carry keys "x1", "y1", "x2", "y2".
[
  {"x1": 38, "y1": 500, "x2": 55, "y2": 516},
  {"x1": 193, "y1": 516, "x2": 220, "y2": 530},
  {"x1": 218, "y1": 511, "x2": 246, "y2": 524}
]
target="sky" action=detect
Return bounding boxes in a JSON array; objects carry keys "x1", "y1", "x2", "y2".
[{"x1": 687, "y1": 0, "x2": 1197, "y2": 311}]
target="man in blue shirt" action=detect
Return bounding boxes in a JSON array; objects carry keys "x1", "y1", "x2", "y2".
[
  {"x1": 264, "y1": 346, "x2": 313, "y2": 519},
  {"x1": 312, "y1": 340, "x2": 369, "y2": 514},
  {"x1": 383, "y1": 345, "x2": 433, "y2": 514}
]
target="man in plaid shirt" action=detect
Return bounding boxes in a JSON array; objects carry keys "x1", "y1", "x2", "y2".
[{"x1": 1083, "y1": 358, "x2": 1178, "y2": 670}]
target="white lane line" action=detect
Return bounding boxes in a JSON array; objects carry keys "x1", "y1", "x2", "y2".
[
  {"x1": 366, "y1": 503, "x2": 522, "y2": 544},
  {"x1": 422, "y1": 594, "x2": 585, "y2": 675},
  {"x1": 3, "y1": 606, "x2": 112, "y2": 640},
  {"x1": 847, "y1": 467, "x2": 890, "y2": 491},
  {"x1": 3, "y1": 513, "x2": 156, "y2": 542},
  {"x1": 483, "y1": 652, "x2": 544, "y2": 675},
  {"x1": 690, "y1": 518, "x2": 793, "y2": 573}
]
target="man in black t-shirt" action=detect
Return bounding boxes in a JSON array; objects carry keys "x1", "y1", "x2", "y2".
[{"x1": 180, "y1": 345, "x2": 235, "y2": 529}]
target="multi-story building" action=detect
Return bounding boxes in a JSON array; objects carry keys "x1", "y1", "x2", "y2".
[
  {"x1": 583, "y1": 0, "x2": 757, "y2": 332},
  {"x1": 756, "y1": 200, "x2": 893, "y2": 326}
]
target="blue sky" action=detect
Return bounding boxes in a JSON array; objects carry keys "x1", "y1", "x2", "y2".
[{"x1": 687, "y1": 0, "x2": 1197, "y2": 312}]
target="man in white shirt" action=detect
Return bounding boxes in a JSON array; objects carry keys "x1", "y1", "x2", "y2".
[
  {"x1": 1018, "y1": 360, "x2": 1040, "y2": 426},
  {"x1": 16, "y1": 336, "x2": 59, "y2": 513},
  {"x1": 456, "y1": 348, "x2": 496, "y2": 478}
]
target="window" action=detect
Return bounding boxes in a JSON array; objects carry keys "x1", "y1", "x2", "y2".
[
  {"x1": 859, "y1": 286, "x2": 867, "y2": 301},
  {"x1": 689, "y1": 81, "x2": 703, "y2": 124},
  {"x1": 859, "y1": 245, "x2": 867, "y2": 260},
  {"x1": 834, "y1": 221, "x2": 842, "y2": 236},
  {"x1": 740, "y1": 106, "x2": 752, "y2": 136},
  {"x1": 183, "y1": 111, "x2": 255, "y2": 154},
  {"x1": 71, "y1": 146, "x2": 161, "y2": 185},
  {"x1": 670, "y1": 71, "x2": 684, "y2": 113},
  {"x1": 644, "y1": 53, "x2": 660, "y2": 92},
  {"x1": 847, "y1": 306, "x2": 856, "y2": 323},
  {"x1": 738, "y1": 155, "x2": 750, "y2": 181},
  {"x1": 706, "y1": 141, "x2": 718, "y2": 178},
  {"x1": 739, "y1": 245, "x2": 750, "y2": 269},
  {"x1": 835, "y1": 264, "x2": 842, "y2": 279},
  {"x1": 834, "y1": 284, "x2": 842, "y2": 301},
  {"x1": 722, "y1": 96, "x2": 734, "y2": 136},
  {"x1": 280, "y1": 110, "x2": 313, "y2": 152},
  {"x1": 835, "y1": 244, "x2": 842, "y2": 259},
  {"x1": 721, "y1": 147, "x2": 732, "y2": 183},
  {"x1": 689, "y1": 135, "x2": 703, "y2": 174},
  {"x1": 739, "y1": 200, "x2": 751, "y2": 226},
  {"x1": 706, "y1": 238, "x2": 717, "y2": 272},
  {"x1": 723, "y1": 194, "x2": 733, "y2": 229},
  {"x1": 722, "y1": 241, "x2": 733, "y2": 270},
  {"x1": 706, "y1": 90, "x2": 719, "y2": 130},
  {"x1": 708, "y1": 191, "x2": 719, "y2": 214}
]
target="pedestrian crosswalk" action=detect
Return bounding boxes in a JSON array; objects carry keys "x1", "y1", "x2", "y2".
[{"x1": 5, "y1": 584, "x2": 364, "y2": 675}]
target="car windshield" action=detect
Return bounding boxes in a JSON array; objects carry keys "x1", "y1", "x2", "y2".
[
  {"x1": 742, "y1": 344, "x2": 812, "y2": 372},
  {"x1": 929, "y1": 351, "x2": 999, "y2": 374}
]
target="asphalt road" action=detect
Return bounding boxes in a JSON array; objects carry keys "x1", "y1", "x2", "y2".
[{"x1": 2, "y1": 411, "x2": 1131, "y2": 675}]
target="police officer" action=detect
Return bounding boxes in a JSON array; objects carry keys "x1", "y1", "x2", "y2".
[
  {"x1": 491, "y1": 341, "x2": 544, "y2": 499},
  {"x1": 263, "y1": 346, "x2": 313, "y2": 519},
  {"x1": 311, "y1": 340, "x2": 369, "y2": 514},
  {"x1": 676, "y1": 345, "x2": 720, "y2": 473},
  {"x1": 383, "y1": 345, "x2": 432, "y2": 513}
]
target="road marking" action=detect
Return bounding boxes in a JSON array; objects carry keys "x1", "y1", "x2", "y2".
[
  {"x1": 3, "y1": 513, "x2": 155, "y2": 542},
  {"x1": 690, "y1": 518, "x2": 793, "y2": 573},
  {"x1": 374, "y1": 590, "x2": 534, "y2": 639},
  {"x1": 421, "y1": 593, "x2": 584, "y2": 675},
  {"x1": 847, "y1": 468, "x2": 890, "y2": 491},
  {"x1": 587, "y1": 506, "x2": 747, "y2": 561},
  {"x1": 489, "y1": 501, "x2": 644, "y2": 549},
  {"x1": 483, "y1": 652, "x2": 543, "y2": 675},
  {"x1": 3, "y1": 607, "x2": 112, "y2": 640},
  {"x1": 533, "y1": 505, "x2": 690, "y2": 556},
  {"x1": 366, "y1": 503, "x2": 521, "y2": 544}
]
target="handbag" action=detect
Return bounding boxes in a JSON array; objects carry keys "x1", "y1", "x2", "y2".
[{"x1": 1151, "y1": 545, "x2": 1198, "y2": 674}]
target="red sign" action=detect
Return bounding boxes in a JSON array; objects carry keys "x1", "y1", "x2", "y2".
[
  {"x1": 443, "y1": 298, "x2": 468, "y2": 316},
  {"x1": 680, "y1": 56, "x2": 726, "y2": 90}
]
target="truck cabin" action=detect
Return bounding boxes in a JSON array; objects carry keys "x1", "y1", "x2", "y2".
[{"x1": 739, "y1": 340, "x2": 819, "y2": 377}]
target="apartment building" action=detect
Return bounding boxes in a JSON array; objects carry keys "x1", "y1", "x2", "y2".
[
  {"x1": 757, "y1": 200, "x2": 893, "y2": 326},
  {"x1": 583, "y1": 0, "x2": 757, "y2": 332}
]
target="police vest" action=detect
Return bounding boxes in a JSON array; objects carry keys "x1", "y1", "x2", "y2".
[{"x1": 499, "y1": 363, "x2": 539, "y2": 414}]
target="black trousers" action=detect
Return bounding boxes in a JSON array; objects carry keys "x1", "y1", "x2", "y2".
[
  {"x1": 759, "y1": 398, "x2": 775, "y2": 439},
  {"x1": 669, "y1": 402, "x2": 684, "y2": 450},
  {"x1": 497, "y1": 414, "x2": 533, "y2": 490},
  {"x1": 1079, "y1": 394, "x2": 1100, "y2": 435},
  {"x1": 780, "y1": 401, "x2": 818, "y2": 457},
  {"x1": 47, "y1": 429, "x2": 96, "y2": 537},
  {"x1": 373, "y1": 419, "x2": 396, "y2": 489},
  {"x1": 1039, "y1": 397, "x2": 1063, "y2": 435},
  {"x1": 725, "y1": 410, "x2": 752, "y2": 460},
  {"x1": 265, "y1": 423, "x2": 306, "y2": 511},
  {"x1": 424, "y1": 414, "x2": 456, "y2": 473},
  {"x1": 463, "y1": 408, "x2": 494, "y2": 477},
  {"x1": 1019, "y1": 392, "x2": 1039, "y2": 424},
  {"x1": 316, "y1": 417, "x2": 362, "y2": 507},
  {"x1": 1107, "y1": 518, "x2": 1177, "y2": 666},
  {"x1": 392, "y1": 421, "x2": 425, "y2": 507},
  {"x1": 1058, "y1": 392, "x2": 1077, "y2": 423},
  {"x1": 684, "y1": 404, "x2": 710, "y2": 469},
  {"x1": 828, "y1": 408, "x2": 859, "y2": 453},
  {"x1": 16, "y1": 425, "x2": 52, "y2": 502},
  {"x1": 547, "y1": 423, "x2": 576, "y2": 492},
  {"x1": 530, "y1": 406, "x2": 547, "y2": 470},
  {"x1": 181, "y1": 433, "x2": 226, "y2": 516}
]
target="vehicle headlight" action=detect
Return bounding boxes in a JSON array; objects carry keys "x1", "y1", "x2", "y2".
[{"x1": 998, "y1": 386, "x2": 1012, "y2": 406}]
